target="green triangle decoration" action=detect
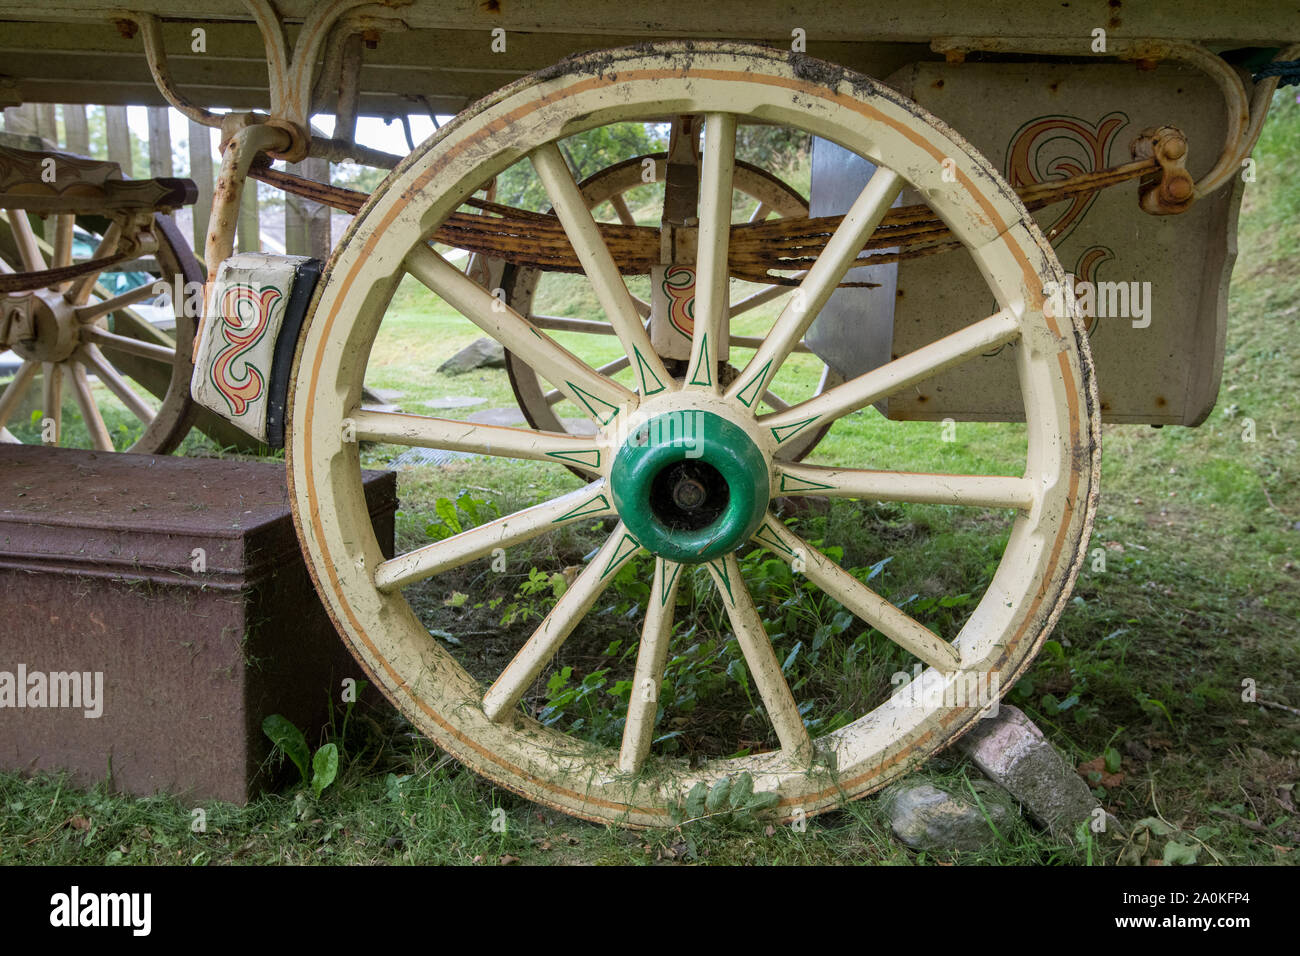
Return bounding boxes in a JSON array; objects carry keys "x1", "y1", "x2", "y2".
[
  {"x1": 554, "y1": 492, "x2": 611, "y2": 523},
  {"x1": 735, "y1": 359, "x2": 773, "y2": 408},
  {"x1": 659, "y1": 561, "x2": 681, "y2": 607},
  {"x1": 707, "y1": 558, "x2": 734, "y2": 604},
  {"x1": 778, "y1": 471, "x2": 835, "y2": 493},
  {"x1": 770, "y1": 415, "x2": 820, "y2": 445},
  {"x1": 752, "y1": 522, "x2": 795, "y2": 557},
  {"x1": 602, "y1": 533, "x2": 642, "y2": 579},
  {"x1": 566, "y1": 381, "x2": 622, "y2": 425},
  {"x1": 633, "y1": 347, "x2": 666, "y2": 396},
  {"x1": 546, "y1": 448, "x2": 602, "y2": 470},
  {"x1": 687, "y1": 334, "x2": 712, "y2": 387}
]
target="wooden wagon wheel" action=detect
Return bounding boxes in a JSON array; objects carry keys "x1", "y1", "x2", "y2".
[
  {"x1": 288, "y1": 42, "x2": 1099, "y2": 827},
  {"x1": 0, "y1": 211, "x2": 199, "y2": 453},
  {"x1": 503, "y1": 150, "x2": 842, "y2": 466}
]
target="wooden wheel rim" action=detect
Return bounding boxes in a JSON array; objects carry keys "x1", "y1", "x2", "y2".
[
  {"x1": 502, "y1": 152, "x2": 838, "y2": 464},
  {"x1": 288, "y1": 42, "x2": 1099, "y2": 827},
  {"x1": 0, "y1": 211, "x2": 198, "y2": 453}
]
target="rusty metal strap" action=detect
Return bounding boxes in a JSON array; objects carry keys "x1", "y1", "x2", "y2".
[
  {"x1": 252, "y1": 154, "x2": 1160, "y2": 284},
  {"x1": 0, "y1": 251, "x2": 134, "y2": 294}
]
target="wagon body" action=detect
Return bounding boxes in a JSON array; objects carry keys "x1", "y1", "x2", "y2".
[{"x1": 4, "y1": 0, "x2": 1292, "y2": 425}]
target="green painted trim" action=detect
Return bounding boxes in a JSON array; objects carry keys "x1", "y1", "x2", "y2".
[
  {"x1": 546, "y1": 448, "x2": 602, "y2": 469},
  {"x1": 770, "y1": 415, "x2": 819, "y2": 445},
  {"x1": 659, "y1": 561, "x2": 681, "y2": 606},
  {"x1": 778, "y1": 471, "x2": 835, "y2": 493},
  {"x1": 633, "y1": 347, "x2": 667, "y2": 396},
  {"x1": 554, "y1": 493, "x2": 611, "y2": 523},
  {"x1": 735, "y1": 359, "x2": 773, "y2": 408},
  {"x1": 752, "y1": 521, "x2": 795, "y2": 556},
  {"x1": 708, "y1": 558, "x2": 734, "y2": 604},
  {"x1": 566, "y1": 381, "x2": 622, "y2": 425},
  {"x1": 687, "y1": 334, "x2": 712, "y2": 387},
  {"x1": 602, "y1": 532, "x2": 642, "y2": 579}
]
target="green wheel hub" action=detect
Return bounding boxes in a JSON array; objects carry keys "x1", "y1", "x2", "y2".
[{"x1": 611, "y1": 409, "x2": 769, "y2": 563}]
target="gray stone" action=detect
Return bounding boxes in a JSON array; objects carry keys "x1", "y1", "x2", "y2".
[
  {"x1": 465, "y1": 407, "x2": 527, "y2": 427},
  {"x1": 958, "y1": 703, "x2": 1103, "y2": 841},
  {"x1": 423, "y1": 396, "x2": 487, "y2": 410},
  {"x1": 886, "y1": 780, "x2": 1013, "y2": 853},
  {"x1": 438, "y1": 338, "x2": 506, "y2": 374}
]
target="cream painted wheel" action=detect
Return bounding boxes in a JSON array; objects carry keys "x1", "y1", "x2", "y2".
[
  {"x1": 502, "y1": 152, "x2": 839, "y2": 464},
  {"x1": 0, "y1": 211, "x2": 198, "y2": 453},
  {"x1": 288, "y1": 43, "x2": 1099, "y2": 827}
]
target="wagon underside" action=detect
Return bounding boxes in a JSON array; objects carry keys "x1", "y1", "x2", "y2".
[{"x1": 0, "y1": 1, "x2": 1297, "y2": 114}]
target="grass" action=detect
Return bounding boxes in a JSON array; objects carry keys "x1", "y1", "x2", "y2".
[{"x1": 4, "y1": 96, "x2": 1300, "y2": 865}]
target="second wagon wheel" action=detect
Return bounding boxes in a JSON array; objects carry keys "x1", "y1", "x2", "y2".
[
  {"x1": 0, "y1": 211, "x2": 199, "y2": 453},
  {"x1": 502, "y1": 142, "x2": 841, "y2": 464},
  {"x1": 288, "y1": 42, "x2": 1099, "y2": 827}
]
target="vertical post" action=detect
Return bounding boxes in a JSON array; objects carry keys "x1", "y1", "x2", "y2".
[
  {"x1": 187, "y1": 120, "x2": 214, "y2": 254},
  {"x1": 105, "y1": 105, "x2": 133, "y2": 177},
  {"x1": 63, "y1": 104, "x2": 89, "y2": 155},
  {"x1": 34, "y1": 104, "x2": 58, "y2": 146},
  {"x1": 237, "y1": 177, "x2": 260, "y2": 253},
  {"x1": 284, "y1": 160, "x2": 307, "y2": 256},
  {"x1": 148, "y1": 106, "x2": 174, "y2": 223},
  {"x1": 147, "y1": 107, "x2": 173, "y2": 177},
  {"x1": 303, "y1": 156, "x2": 331, "y2": 260},
  {"x1": 2, "y1": 104, "x2": 38, "y2": 140}
]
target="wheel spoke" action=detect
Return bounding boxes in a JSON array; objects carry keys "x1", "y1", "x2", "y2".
[
  {"x1": 618, "y1": 557, "x2": 681, "y2": 773},
  {"x1": 543, "y1": 355, "x2": 631, "y2": 406},
  {"x1": 482, "y1": 522, "x2": 641, "y2": 721},
  {"x1": 349, "y1": 408, "x2": 609, "y2": 470},
  {"x1": 4, "y1": 210, "x2": 46, "y2": 273},
  {"x1": 51, "y1": 214, "x2": 75, "y2": 290},
  {"x1": 760, "y1": 389, "x2": 791, "y2": 412},
  {"x1": 76, "y1": 284, "x2": 164, "y2": 325},
  {"x1": 77, "y1": 344, "x2": 155, "y2": 424},
  {"x1": 530, "y1": 142, "x2": 669, "y2": 397},
  {"x1": 748, "y1": 201, "x2": 772, "y2": 223},
  {"x1": 41, "y1": 362, "x2": 62, "y2": 444},
  {"x1": 752, "y1": 517, "x2": 961, "y2": 672},
  {"x1": 405, "y1": 243, "x2": 635, "y2": 423},
  {"x1": 85, "y1": 326, "x2": 176, "y2": 364},
  {"x1": 707, "y1": 553, "x2": 813, "y2": 763},
  {"x1": 69, "y1": 361, "x2": 115, "y2": 451},
  {"x1": 66, "y1": 222, "x2": 122, "y2": 306},
  {"x1": 373, "y1": 480, "x2": 616, "y2": 592},
  {"x1": 728, "y1": 280, "x2": 798, "y2": 319},
  {"x1": 0, "y1": 360, "x2": 38, "y2": 428},
  {"x1": 684, "y1": 113, "x2": 737, "y2": 392},
  {"x1": 775, "y1": 463, "x2": 1036, "y2": 510},
  {"x1": 609, "y1": 194, "x2": 637, "y2": 226},
  {"x1": 726, "y1": 169, "x2": 903, "y2": 406},
  {"x1": 761, "y1": 309, "x2": 1021, "y2": 446},
  {"x1": 528, "y1": 314, "x2": 617, "y2": 336}
]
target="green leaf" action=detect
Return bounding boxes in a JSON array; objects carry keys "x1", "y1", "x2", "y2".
[
  {"x1": 684, "y1": 782, "x2": 708, "y2": 819},
  {"x1": 1134, "y1": 816, "x2": 1176, "y2": 836},
  {"x1": 745, "y1": 791, "x2": 779, "y2": 812},
  {"x1": 311, "y1": 742, "x2": 339, "y2": 798},
  {"x1": 705, "y1": 778, "x2": 732, "y2": 814},
  {"x1": 434, "y1": 498, "x2": 462, "y2": 534},
  {"x1": 262, "y1": 714, "x2": 310, "y2": 784},
  {"x1": 729, "y1": 773, "x2": 754, "y2": 810},
  {"x1": 1103, "y1": 746, "x2": 1122, "y2": 774},
  {"x1": 1163, "y1": 841, "x2": 1199, "y2": 865}
]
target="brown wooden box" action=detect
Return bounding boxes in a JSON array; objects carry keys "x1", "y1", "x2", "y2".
[{"x1": 0, "y1": 445, "x2": 396, "y2": 804}]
